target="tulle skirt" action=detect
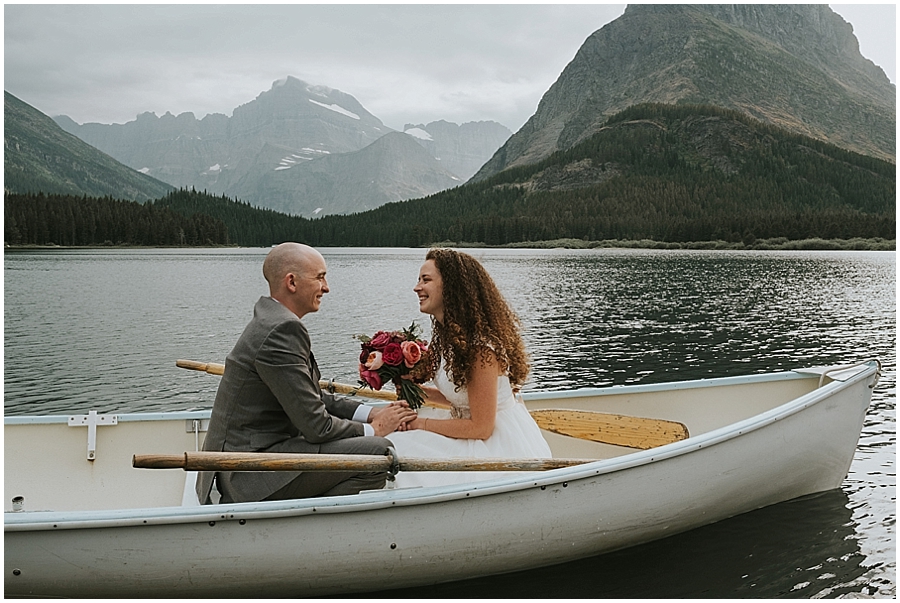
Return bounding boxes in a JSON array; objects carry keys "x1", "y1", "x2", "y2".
[{"x1": 385, "y1": 401, "x2": 552, "y2": 489}]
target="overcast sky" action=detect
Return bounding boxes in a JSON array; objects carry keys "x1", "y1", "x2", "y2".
[{"x1": 4, "y1": 4, "x2": 895, "y2": 133}]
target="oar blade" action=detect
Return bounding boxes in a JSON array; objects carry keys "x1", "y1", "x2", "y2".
[{"x1": 530, "y1": 409, "x2": 689, "y2": 450}]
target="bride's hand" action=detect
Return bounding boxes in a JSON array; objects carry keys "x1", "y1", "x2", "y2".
[
  {"x1": 369, "y1": 403, "x2": 416, "y2": 436},
  {"x1": 404, "y1": 415, "x2": 428, "y2": 431}
]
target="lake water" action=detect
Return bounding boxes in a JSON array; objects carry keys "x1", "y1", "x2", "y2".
[{"x1": 4, "y1": 247, "x2": 895, "y2": 597}]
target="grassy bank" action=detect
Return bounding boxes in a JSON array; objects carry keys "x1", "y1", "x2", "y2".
[
  {"x1": 7, "y1": 237, "x2": 895, "y2": 252},
  {"x1": 430, "y1": 237, "x2": 896, "y2": 251}
]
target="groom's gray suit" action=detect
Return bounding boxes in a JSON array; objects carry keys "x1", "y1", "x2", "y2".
[{"x1": 196, "y1": 296, "x2": 391, "y2": 504}]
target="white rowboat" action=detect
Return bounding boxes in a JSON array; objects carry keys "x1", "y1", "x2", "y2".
[{"x1": 4, "y1": 361, "x2": 879, "y2": 597}]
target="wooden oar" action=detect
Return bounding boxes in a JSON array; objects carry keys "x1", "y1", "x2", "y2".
[
  {"x1": 133, "y1": 451, "x2": 591, "y2": 472},
  {"x1": 175, "y1": 359, "x2": 690, "y2": 449},
  {"x1": 175, "y1": 359, "x2": 398, "y2": 401},
  {"x1": 529, "y1": 409, "x2": 689, "y2": 450},
  {"x1": 176, "y1": 359, "x2": 224, "y2": 375}
]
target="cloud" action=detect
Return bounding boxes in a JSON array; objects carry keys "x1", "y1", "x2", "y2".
[
  {"x1": 4, "y1": 4, "x2": 627, "y2": 130},
  {"x1": 4, "y1": 4, "x2": 893, "y2": 133}
]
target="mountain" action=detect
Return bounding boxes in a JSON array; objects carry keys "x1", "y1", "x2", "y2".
[
  {"x1": 229, "y1": 131, "x2": 461, "y2": 216},
  {"x1": 53, "y1": 77, "x2": 390, "y2": 194},
  {"x1": 53, "y1": 76, "x2": 509, "y2": 214},
  {"x1": 4, "y1": 92, "x2": 173, "y2": 201},
  {"x1": 402, "y1": 120, "x2": 511, "y2": 181},
  {"x1": 286, "y1": 104, "x2": 894, "y2": 247},
  {"x1": 472, "y1": 4, "x2": 895, "y2": 182},
  {"x1": 147, "y1": 106, "x2": 893, "y2": 249}
]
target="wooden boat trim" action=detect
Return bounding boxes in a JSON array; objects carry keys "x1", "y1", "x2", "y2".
[{"x1": 5, "y1": 361, "x2": 878, "y2": 533}]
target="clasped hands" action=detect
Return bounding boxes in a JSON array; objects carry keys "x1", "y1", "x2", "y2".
[{"x1": 368, "y1": 401, "x2": 426, "y2": 436}]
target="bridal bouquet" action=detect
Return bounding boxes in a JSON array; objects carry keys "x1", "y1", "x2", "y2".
[{"x1": 356, "y1": 322, "x2": 429, "y2": 410}]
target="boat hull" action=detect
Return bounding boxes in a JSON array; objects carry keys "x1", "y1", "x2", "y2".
[{"x1": 5, "y1": 362, "x2": 877, "y2": 597}]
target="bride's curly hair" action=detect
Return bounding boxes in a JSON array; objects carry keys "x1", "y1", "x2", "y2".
[{"x1": 421, "y1": 248, "x2": 529, "y2": 391}]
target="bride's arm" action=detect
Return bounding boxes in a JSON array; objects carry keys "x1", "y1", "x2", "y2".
[
  {"x1": 420, "y1": 385, "x2": 451, "y2": 409},
  {"x1": 408, "y1": 351, "x2": 498, "y2": 440}
]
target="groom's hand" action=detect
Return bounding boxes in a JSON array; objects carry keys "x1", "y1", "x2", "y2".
[{"x1": 369, "y1": 402, "x2": 416, "y2": 437}]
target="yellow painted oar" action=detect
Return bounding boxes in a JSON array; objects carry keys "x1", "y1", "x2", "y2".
[
  {"x1": 175, "y1": 359, "x2": 690, "y2": 449},
  {"x1": 528, "y1": 409, "x2": 689, "y2": 450},
  {"x1": 133, "y1": 451, "x2": 591, "y2": 473}
]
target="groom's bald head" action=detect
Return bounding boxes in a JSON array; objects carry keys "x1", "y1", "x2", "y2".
[
  {"x1": 263, "y1": 243, "x2": 319, "y2": 288},
  {"x1": 263, "y1": 243, "x2": 329, "y2": 318}
]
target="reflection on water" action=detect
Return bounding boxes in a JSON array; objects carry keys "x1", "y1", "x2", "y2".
[
  {"x1": 357, "y1": 490, "x2": 865, "y2": 599},
  {"x1": 4, "y1": 248, "x2": 895, "y2": 597}
]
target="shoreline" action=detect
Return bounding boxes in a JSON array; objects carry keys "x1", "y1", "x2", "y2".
[{"x1": 6, "y1": 237, "x2": 894, "y2": 252}]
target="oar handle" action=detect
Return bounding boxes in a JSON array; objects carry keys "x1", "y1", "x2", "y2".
[
  {"x1": 320, "y1": 380, "x2": 398, "y2": 401},
  {"x1": 176, "y1": 359, "x2": 399, "y2": 401},
  {"x1": 176, "y1": 359, "x2": 224, "y2": 375},
  {"x1": 133, "y1": 451, "x2": 590, "y2": 473}
]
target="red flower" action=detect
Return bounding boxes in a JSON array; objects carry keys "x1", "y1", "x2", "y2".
[
  {"x1": 370, "y1": 331, "x2": 392, "y2": 349},
  {"x1": 360, "y1": 369, "x2": 383, "y2": 390},
  {"x1": 381, "y1": 342, "x2": 404, "y2": 366}
]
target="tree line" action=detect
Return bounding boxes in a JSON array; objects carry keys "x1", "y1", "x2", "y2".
[{"x1": 5, "y1": 192, "x2": 228, "y2": 246}]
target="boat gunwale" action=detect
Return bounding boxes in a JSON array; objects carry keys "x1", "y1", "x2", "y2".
[
  {"x1": 5, "y1": 362, "x2": 877, "y2": 532},
  {"x1": 2, "y1": 368, "x2": 821, "y2": 427}
]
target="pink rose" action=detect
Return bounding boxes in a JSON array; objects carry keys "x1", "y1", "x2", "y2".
[
  {"x1": 381, "y1": 342, "x2": 403, "y2": 366},
  {"x1": 400, "y1": 340, "x2": 422, "y2": 368},
  {"x1": 370, "y1": 331, "x2": 392, "y2": 349},
  {"x1": 360, "y1": 369, "x2": 383, "y2": 390},
  {"x1": 365, "y1": 350, "x2": 384, "y2": 371}
]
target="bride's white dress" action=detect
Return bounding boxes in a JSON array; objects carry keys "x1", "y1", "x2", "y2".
[{"x1": 386, "y1": 366, "x2": 552, "y2": 489}]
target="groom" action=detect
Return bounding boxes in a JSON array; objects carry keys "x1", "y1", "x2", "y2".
[{"x1": 196, "y1": 242, "x2": 416, "y2": 504}]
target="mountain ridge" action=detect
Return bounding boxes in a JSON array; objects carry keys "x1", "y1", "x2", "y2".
[
  {"x1": 228, "y1": 131, "x2": 461, "y2": 216},
  {"x1": 4, "y1": 92, "x2": 173, "y2": 201},
  {"x1": 472, "y1": 4, "x2": 895, "y2": 182},
  {"x1": 53, "y1": 76, "x2": 509, "y2": 215}
]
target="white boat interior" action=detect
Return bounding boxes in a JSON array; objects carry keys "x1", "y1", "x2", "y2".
[{"x1": 4, "y1": 363, "x2": 873, "y2": 515}]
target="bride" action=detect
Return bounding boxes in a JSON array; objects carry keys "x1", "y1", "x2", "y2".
[{"x1": 387, "y1": 248, "x2": 552, "y2": 488}]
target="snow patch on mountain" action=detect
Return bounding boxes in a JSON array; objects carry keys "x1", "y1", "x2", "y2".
[
  {"x1": 306, "y1": 84, "x2": 334, "y2": 97},
  {"x1": 275, "y1": 153, "x2": 315, "y2": 171},
  {"x1": 308, "y1": 99, "x2": 360, "y2": 120},
  {"x1": 404, "y1": 127, "x2": 433, "y2": 141}
]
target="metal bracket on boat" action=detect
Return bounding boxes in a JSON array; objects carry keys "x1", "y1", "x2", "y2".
[
  {"x1": 868, "y1": 359, "x2": 883, "y2": 390},
  {"x1": 67, "y1": 411, "x2": 118, "y2": 461},
  {"x1": 815, "y1": 359, "x2": 882, "y2": 388},
  {"x1": 385, "y1": 446, "x2": 400, "y2": 484},
  {"x1": 186, "y1": 419, "x2": 210, "y2": 452}
]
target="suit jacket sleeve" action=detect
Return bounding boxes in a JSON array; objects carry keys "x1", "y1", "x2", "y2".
[{"x1": 255, "y1": 320, "x2": 364, "y2": 443}]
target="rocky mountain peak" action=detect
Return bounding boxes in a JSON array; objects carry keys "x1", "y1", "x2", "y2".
[
  {"x1": 50, "y1": 77, "x2": 510, "y2": 215},
  {"x1": 684, "y1": 4, "x2": 888, "y2": 83},
  {"x1": 403, "y1": 119, "x2": 511, "y2": 181},
  {"x1": 472, "y1": 3, "x2": 894, "y2": 182}
]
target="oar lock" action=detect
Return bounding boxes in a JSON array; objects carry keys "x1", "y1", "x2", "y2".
[{"x1": 385, "y1": 446, "x2": 400, "y2": 483}]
